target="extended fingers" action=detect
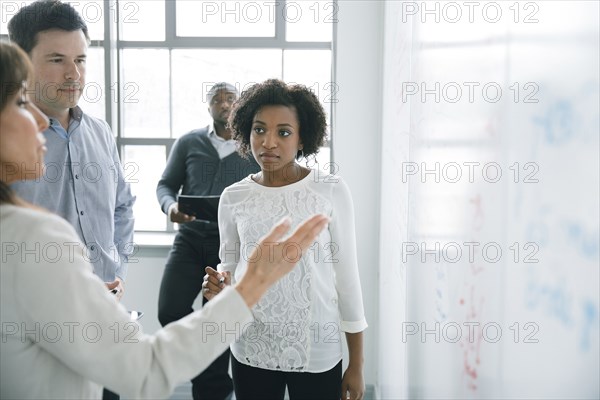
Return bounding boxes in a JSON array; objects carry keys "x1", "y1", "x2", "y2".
[
  {"x1": 259, "y1": 217, "x2": 292, "y2": 245},
  {"x1": 286, "y1": 214, "x2": 329, "y2": 250}
]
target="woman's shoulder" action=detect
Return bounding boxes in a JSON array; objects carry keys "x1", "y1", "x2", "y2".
[
  {"x1": 307, "y1": 169, "x2": 349, "y2": 196},
  {"x1": 309, "y1": 168, "x2": 345, "y2": 184},
  {"x1": 220, "y1": 175, "x2": 255, "y2": 203}
]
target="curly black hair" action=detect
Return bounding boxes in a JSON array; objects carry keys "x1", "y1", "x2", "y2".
[{"x1": 229, "y1": 79, "x2": 327, "y2": 159}]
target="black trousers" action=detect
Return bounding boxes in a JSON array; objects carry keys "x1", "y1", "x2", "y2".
[
  {"x1": 231, "y1": 357, "x2": 342, "y2": 400},
  {"x1": 102, "y1": 388, "x2": 119, "y2": 400},
  {"x1": 158, "y1": 232, "x2": 233, "y2": 400}
]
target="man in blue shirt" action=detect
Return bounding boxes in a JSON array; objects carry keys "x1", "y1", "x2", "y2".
[{"x1": 8, "y1": 0, "x2": 135, "y2": 334}]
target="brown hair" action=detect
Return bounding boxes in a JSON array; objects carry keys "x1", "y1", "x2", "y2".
[
  {"x1": 0, "y1": 40, "x2": 32, "y2": 111},
  {"x1": 0, "y1": 40, "x2": 34, "y2": 205}
]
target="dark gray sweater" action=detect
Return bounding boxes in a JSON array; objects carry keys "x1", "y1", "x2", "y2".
[{"x1": 156, "y1": 127, "x2": 260, "y2": 237}]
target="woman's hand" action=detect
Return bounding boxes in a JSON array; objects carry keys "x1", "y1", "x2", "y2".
[
  {"x1": 235, "y1": 214, "x2": 329, "y2": 308},
  {"x1": 341, "y1": 331, "x2": 365, "y2": 399},
  {"x1": 341, "y1": 364, "x2": 365, "y2": 400},
  {"x1": 202, "y1": 267, "x2": 230, "y2": 300}
]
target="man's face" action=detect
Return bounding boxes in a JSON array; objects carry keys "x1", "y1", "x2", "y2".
[
  {"x1": 208, "y1": 90, "x2": 237, "y2": 125},
  {"x1": 29, "y1": 29, "x2": 88, "y2": 117}
]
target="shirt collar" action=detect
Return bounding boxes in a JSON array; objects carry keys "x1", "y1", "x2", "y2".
[
  {"x1": 208, "y1": 123, "x2": 216, "y2": 137},
  {"x1": 70, "y1": 106, "x2": 83, "y2": 122},
  {"x1": 47, "y1": 106, "x2": 84, "y2": 125},
  {"x1": 208, "y1": 123, "x2": 233, "y2": 143}
]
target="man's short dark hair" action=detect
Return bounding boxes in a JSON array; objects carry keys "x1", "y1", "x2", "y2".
[{"x1": 8, "y1": 0, "x2": 90, "y2": 54}]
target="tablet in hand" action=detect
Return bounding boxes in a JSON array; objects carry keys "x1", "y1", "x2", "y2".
[{"x1": 177, "y1": 195, "x2": 220, "y2": 222}]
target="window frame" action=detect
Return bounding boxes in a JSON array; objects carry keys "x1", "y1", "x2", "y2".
[{"x1": 1, "y1": 0, "x2": 337, "y2": 235}]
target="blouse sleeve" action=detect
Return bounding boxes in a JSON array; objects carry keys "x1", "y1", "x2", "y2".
[
  {"x1": 12, "y1": 213, "x2": 252, "y2": 399},
  {"x1": 329, "y1": 178, "x2": 368, "y2": 333},
  {"x1": 217, "y1": 187, "x2": 240, "y2": 282}
]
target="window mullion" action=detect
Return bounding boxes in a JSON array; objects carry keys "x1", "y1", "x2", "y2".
[{"x1": 165, "y1": 0, "x2": 176, "y2": 42}]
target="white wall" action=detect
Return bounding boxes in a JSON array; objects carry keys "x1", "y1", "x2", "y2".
[
  {"x1": 120, "y1": 253, "x2": 170, "y2": 335},
  {"x1": 333, "y1": 0, "x2": 384, "y2": 388},
  {"x1": 377, "y1": 1, "x2": 412, "y2": 398},
  {"x1": 120, "y1": 250, "x2": 207, "y2": 335}
]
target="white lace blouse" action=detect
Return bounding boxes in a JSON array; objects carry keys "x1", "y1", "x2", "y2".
[{"x1": 217, "y1": 169, "x2": 367, "y2": 373}]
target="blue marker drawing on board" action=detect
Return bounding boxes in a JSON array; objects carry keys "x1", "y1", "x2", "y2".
[
  {"x1": 564, "y1": 222, "x2": 600, "y2": 260},
  {"x1": 533, "y1": 100, "x2": 575, "y2": 145},
  {"x1": 580, "y1": 300, "x2": 599, "y2": 352},
  {"x1": 525, "y1": 277, "x2": 573, "y2": 326}
]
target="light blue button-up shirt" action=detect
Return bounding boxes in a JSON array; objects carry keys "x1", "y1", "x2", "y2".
[{"x1": 11, "y1": 107, "x2": 136, "y2": 282}]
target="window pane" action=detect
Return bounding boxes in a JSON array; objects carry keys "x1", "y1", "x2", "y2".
[
  {"x1": 123, "y1": 145, "x2": 167, "y2": 231},
  {"x1": 79, "y1": 47, "x2": 105, "y2": 120},
  {"x1": 1, "y1": 1, "x2": 104, "y2": 40},
  {"x1": 171, "y1": 49, "x2": 282, "y2": 137},
  {"x1": 283, "y1": 50, "x2": 332, "y2": 173},
  {"x1": 176, "y1": 0, "x2": 275, "y2": 37},
  {"x1": 71, "y1": 0, "x2": 104, "y2": 41},
  {"x1": 283, "y1": 49, "x2": 332, "y2": 103},
  {"x1": 119, "y1": 0, "x2": 165, "y2": 41},
  {"x1": 286, "y1": 0, "x2": 334, "y2": 42},
  {"x1": 1, "y1": 1, "x2": 34, "y2": 35},
  {"x1": 312, "y1": 146, "x2": 332, "y2": 177},
  {"x1": 121, "y1": 49, "x2": 170, "y2": 138},
  {"x1": 283, "y1": 49, "x2": 333, "y2": 132}
]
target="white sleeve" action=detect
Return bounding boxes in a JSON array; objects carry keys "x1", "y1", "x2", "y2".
[
  {"x1": 13, "y1": 215, "x2": 252, "y2": 399},
  {"x1": 329, "y1": 179, "x2": 368, "y2": 333},
  {"x1": 217, "y1": 188, "x2": 240, "y2": 282}
]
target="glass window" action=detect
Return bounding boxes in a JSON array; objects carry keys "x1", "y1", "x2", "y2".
[
  {"x1": 121, "y1": 49, "x2": 170, "y2": 138},
  {"x1": 119, "y1": 0, "x2": 165, "y2": 41},
  {"x1": 1, "y1": 0, "x2": 337, "y2": 236},
  {"x1": 1, "y1": 1, "x2": 35, "y2": 36},
  {"x1": 71, "y1": 0, "x2": 104, "y2": 41},
  {"x1": 112, "y1": 0, "x2": 335, "y2": 234},
  {"x1": 176, "y1": 0, "x2": 275, "y2": 37},
  {"x1": 79, "y1": 47, "x2": 106, "y2": 120},
  {"x1": 171, "y1": 49, "x2": 282, "y2": 136},
  {"x1": 123, "y1": 145, "x2": 167, "y2": 231},
  {"x1": 285, "y1": 0, "x2": 336, "y2": 42},
  {"x1": 283, "y1": 49, "x2": 333, "y2": 131}
]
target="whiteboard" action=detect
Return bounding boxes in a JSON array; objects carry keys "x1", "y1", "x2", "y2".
[{"x1": 378, "y1": 1, "x2": 599, "y2": 398}]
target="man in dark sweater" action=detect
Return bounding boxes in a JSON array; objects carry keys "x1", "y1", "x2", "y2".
[{"x1": 156, "y1": 82, "x2": 259, "y2": 400}]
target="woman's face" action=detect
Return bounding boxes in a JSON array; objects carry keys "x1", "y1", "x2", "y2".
[
  {"x1": 0, "y1": 83, "x2": 49, "y2": 184},
  {"x1": 250, "y1": 105, "x2": 302, "y2": 173}
]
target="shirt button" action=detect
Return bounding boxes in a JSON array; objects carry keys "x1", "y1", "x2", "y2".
[
  {"x1": 75, "y1": 174, "x2": 79, "y2": 179},
  {"x1": 80, "y1": 211, "x2": 84, "y2": 215},
  {"x1": 90, "y1": 245, "x2": 95, "y2": 251},
  {"x1": 332, "y1": 299, "x2": 338, "y2": 305}
]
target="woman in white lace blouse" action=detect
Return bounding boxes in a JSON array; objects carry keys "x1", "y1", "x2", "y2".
[{"x1": 203, "y1": 79, "x2": 368, "y2": 400}]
